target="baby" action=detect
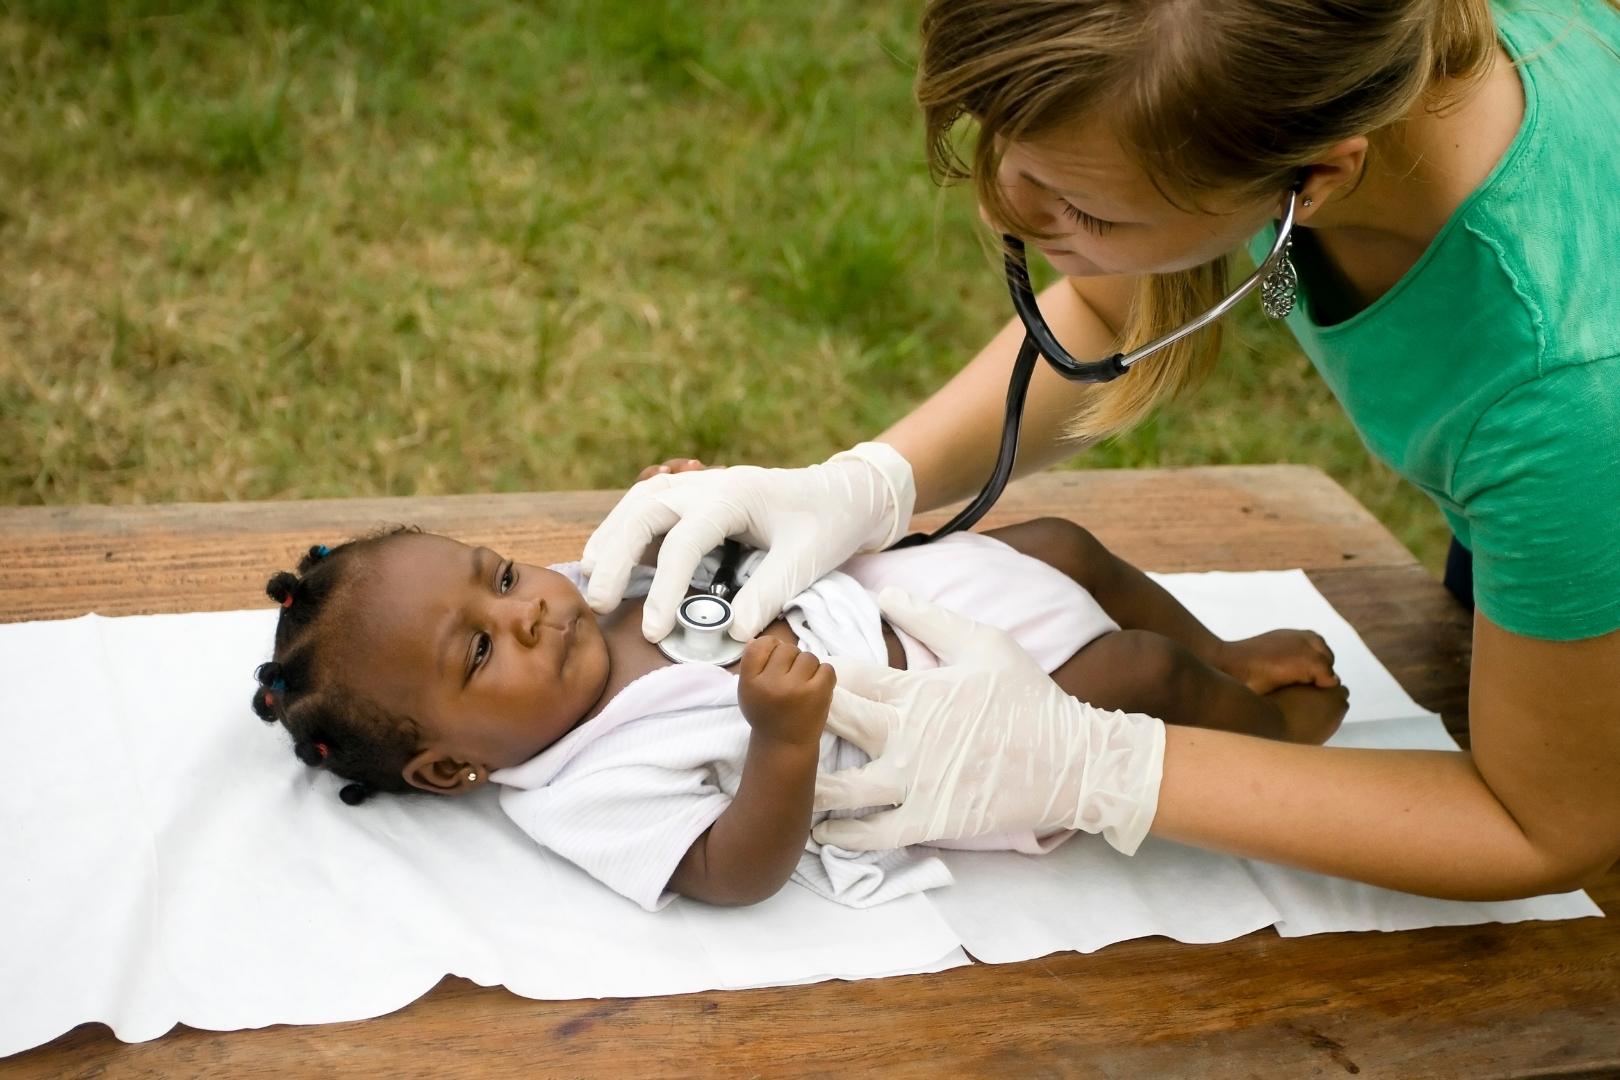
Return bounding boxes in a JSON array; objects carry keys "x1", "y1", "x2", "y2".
[{"x1": 252, "y1": 515, "x2": 1346, "y2": 910}]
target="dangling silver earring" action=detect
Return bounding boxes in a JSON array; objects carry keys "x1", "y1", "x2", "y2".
[{"x1": 1260, "y1": 234, "x2": 1298, "y2": 319}]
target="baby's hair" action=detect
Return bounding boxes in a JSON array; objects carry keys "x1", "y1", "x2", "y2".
[{"x1": 251, "y1": 526, "x2": 425, "y2": 806}]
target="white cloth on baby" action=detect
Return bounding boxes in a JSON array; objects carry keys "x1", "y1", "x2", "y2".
[{"x1": 492, "y1": 532, "x2": 1119, "y2": 911}]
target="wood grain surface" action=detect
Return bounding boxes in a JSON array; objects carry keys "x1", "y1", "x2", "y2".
[{"x1": 2, "y1": 466, "x2": 1614, "y2": 1079}]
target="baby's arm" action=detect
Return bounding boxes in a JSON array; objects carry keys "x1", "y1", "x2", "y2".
[{"x1": 665, "y1": 637, "x2": 834, "y2": 906}]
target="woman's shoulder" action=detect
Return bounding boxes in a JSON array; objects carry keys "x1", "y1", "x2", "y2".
[{"x1": 1469, "y1": 0, "x2": 1620, "y2": 370}]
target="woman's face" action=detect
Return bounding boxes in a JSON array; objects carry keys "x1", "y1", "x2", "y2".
[
  {"x1": 987, "y1": 113, "x2": 1282, "y2": 278},
  {"x1": 344, "y1": 532, "x2": 611, "y2": 784}
]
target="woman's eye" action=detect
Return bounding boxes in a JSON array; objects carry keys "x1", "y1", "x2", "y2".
[
  {"x1": 499, "y1": 563, "x2": 516, "y2": 593},
  {"x1": 1060, "y1": 201, "x2": 1115, "y2": 236},
  {"x1": 472, "y1": 632, "x2": 492, "y2": 671}
]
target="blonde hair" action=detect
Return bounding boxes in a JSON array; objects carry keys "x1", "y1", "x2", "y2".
[{"x1": 917, "y1": 0, "x2": 1498, "y2": 439}]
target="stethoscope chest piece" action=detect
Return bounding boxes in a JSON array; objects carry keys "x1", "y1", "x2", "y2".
[{"x1": 656, "y1": 593, "x2": 747, "y2": 666}]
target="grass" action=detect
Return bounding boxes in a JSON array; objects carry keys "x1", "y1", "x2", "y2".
[{"x1": 0, "y1": 0, "x2": 1451, "y2": 570}]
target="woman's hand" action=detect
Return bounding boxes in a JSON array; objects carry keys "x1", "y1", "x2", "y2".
[
  {"x1": 736, "y1": 637, "x2": 836, "y2": 749},
  {"x1": 582, "y1": 442, "x2": 917, "y2": 644},
  {"x1": 812, "y1": 588, "x2": 1167, "y2": 855}
]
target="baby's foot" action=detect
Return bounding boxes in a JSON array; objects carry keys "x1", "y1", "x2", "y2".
[
  {"x1": 1218, "y1": 629, "x2": 1339, "y2": 696},
  {"x1": 1268, "y1": 683, "x2": 1350, "y2": 745}
]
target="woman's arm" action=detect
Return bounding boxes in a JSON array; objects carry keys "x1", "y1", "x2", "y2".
[
  {"x1": 1152, "y1": 615, "x2": 1620, "y2": 900},
  {"x1": 813, "y1": 593, "x2": 1617, "y2": 901},
  {"x1": 881, "y1": 273, "x2": 1137, "y2": 513},
  {"x1": 666, "y1": 637, "x2": 834, "y2": 905}
]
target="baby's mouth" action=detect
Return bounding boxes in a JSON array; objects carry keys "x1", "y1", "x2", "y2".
[{"x1": 544, "y1": 613, "x2": 579, "y2": 672}]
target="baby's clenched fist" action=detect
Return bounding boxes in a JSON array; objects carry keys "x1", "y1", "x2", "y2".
[{"x1": 736, "y1": 636, "x2": 836, "y2": 748}]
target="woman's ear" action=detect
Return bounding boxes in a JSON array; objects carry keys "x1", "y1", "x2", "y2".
[
  {"x1": 1292, "y1": 135, "x2": 1369, "y2": 223},
  {"x1": 401, "y1": 747, "x2": 483, "y2": 795}
]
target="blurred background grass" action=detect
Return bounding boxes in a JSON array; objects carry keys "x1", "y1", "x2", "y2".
[{"x1": 0, "y1": 0, "x2": 1450, "y2": 569}]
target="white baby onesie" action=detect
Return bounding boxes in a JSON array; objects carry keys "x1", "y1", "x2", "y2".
[{"x1": 492, "y1": 532, "x2": 1120, "y2": 911}]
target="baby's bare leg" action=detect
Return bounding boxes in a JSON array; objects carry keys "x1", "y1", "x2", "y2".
[
  {"x1": 1052, "y1": 629, "x2": 1290, "y2": 740},
  {"x1": 985, "y1": 518, "x2": 1347, "y2": 743},
  {"x1": 984, "y1": 518, "x2": 1229, "y2": 664}
]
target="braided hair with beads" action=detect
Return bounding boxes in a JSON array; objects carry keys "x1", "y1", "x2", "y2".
[{"x1": 250, "y1": 529, "x2": 426, "y2": 805}]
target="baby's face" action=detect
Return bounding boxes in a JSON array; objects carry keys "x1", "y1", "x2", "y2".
[{"x1": 347, "y1": 533, "x2": 610, "y2": 781}]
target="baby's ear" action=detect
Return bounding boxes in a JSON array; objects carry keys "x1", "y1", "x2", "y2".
[{"x1": 401, "y1": 748, "x2": 480, "y2": 795}]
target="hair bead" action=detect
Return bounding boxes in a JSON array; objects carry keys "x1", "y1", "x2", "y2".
[
  {"x1": 265, "y1": 571, "x2": 299, "y2": 608},
  {"x1": 251, "y1": 690, "x2": 278, "y2": 723},
  {"x1": 339, "y1": 783, "x2": 371, "y2": 806}
]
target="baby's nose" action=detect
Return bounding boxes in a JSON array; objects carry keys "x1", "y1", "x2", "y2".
[{"x1": 500, "y1": 595, "x2": 544, "y2": 646}]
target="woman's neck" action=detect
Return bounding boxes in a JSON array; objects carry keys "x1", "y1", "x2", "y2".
[{"x1": 1302, "y1": 42, "x2": 1524, "y2": 311}]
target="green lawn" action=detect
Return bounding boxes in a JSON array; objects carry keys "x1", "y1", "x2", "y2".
[{"x1": 0, "y1": 0, "x2": 1451, "y2": 570}]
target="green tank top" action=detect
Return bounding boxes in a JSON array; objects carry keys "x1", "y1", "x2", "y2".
[{"x1": 1248, "y1": 0, "x2": 1620, "y2": 641}]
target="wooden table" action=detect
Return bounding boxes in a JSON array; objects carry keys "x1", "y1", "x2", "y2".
[{"x1": 3, "y1": 466, "x2": 1615, "y2": 1078}]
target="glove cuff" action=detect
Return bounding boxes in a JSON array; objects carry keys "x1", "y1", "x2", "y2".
[
  {"x1": 828, "y1": 441, "x2": 917, "y2": 551},
  {"x1": 1101, "y1": 715, "x2": 1165, "y2": 857},
  {"x1": 1064, "y1": 708, "x2": 1166, "y2": 857}
]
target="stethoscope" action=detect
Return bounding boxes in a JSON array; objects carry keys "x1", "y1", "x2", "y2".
[
  {"x1": 657, "y1": 186, "x2": 1303, "y2": 663},
  {"x1": 655, "y1": 538, "x2": 751, "y2": 667}
]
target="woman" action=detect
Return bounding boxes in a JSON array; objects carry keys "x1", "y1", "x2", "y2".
[{"x1": 580, "y1": 0, "x2": 1619, "y2": 901}]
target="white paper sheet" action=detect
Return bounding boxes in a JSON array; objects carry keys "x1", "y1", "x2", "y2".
[
  {"x1": 927, "y1": 837, "x2": 1283, "y2": 963},
  {"x1": 0, "y1": 572, "x2": 1601, "y2": 1058}
]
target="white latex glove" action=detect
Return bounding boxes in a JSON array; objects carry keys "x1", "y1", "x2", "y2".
[
  {"x1": 580, "y1": 442, "x2": 916, "y2": 643},
  {"x1": 813, "y1": 588, "x2": 1167, "y2": 856}
]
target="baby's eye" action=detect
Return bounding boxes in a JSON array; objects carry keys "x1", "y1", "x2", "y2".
[
  {"x1": 499, "y1": 562, "x2": 516, "y2": 593},
  {"x1": 472, "y1": 632, "x2": 492, "y2": 671}
]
